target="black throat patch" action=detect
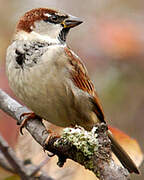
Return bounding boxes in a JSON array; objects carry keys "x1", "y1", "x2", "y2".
[{"x1": 59, "y1": 28, "x2": 70, "y2": 43}]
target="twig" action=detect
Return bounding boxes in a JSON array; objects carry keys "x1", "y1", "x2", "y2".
[
  {"x1": 30, "y1": 156, "x2": 50, "y2": 177},
  {"x1": 0, "y1": 133, "x2": 30, "y2": 180},
  {"x1": 0, "y1": 89, "x2": 130, "y2": 180},
  {"x1": 0, "y1": 151, "x2": 15, "y2": 173},
  {"x1": 0, "y1": 136, "x2": 54, "y2": 180}
]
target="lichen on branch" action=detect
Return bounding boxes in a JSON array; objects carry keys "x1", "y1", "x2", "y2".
[
  {"x1": 0, "y1": 89, "x2": 130, "y2": 180},
  {"x1": 55, "y1": 126, "x2": 99, "y2": 157}
]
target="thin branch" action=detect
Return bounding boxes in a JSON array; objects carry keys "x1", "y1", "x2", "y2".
[
  {"x1": 0, "y1": 135, "x2": 54, "y2": 180},
  {"x1": 0, "y1": 133, "x2": 30, "y2": 180},
  {"x1": 0, "y1": 89, "x2": 130, "y2": 180},
  {"x1": 29, "y1": 156, "x2": 50, "y2": 177},
  {"x1": 0, "y1": 151, "x2": 15, "y2": 174}
]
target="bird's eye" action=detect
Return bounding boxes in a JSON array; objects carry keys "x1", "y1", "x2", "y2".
[
  {"x1": 49, "y1": 15, "x2": 59, "y2": 23},
  {"x1": 50, "y1": 15, "x2": 58, "y2": 22},
  {"x1": 44, "y1": 15, "x2": 62, "y2": 24}
]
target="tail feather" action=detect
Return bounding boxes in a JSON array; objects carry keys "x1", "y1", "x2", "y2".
[{"x1": 108, "y1": 130, "x2": 140, "y2": 174}]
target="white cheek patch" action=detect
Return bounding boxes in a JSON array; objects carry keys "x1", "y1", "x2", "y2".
[
  {"x1": 30, "y1": 31, "x2": 60, "y2": 43},
  {"x1": 16, "y1": 30, "x2": 60, "y2": 44}
]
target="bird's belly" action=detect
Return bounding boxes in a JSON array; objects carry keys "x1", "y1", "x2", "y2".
[
  {"x1": 36, "y1": 80, "x2": 74, "y2": 127},
  {"x1": 8, "y1": 60, "x2": 96, "y2": 129},
  {"x1": 12, "y1": 67, "x2": 76, "y2": 127}
]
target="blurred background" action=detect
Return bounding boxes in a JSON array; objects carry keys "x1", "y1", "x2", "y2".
[{"x1": 0, "y1": 0, "x2": 143, "y2": 179}]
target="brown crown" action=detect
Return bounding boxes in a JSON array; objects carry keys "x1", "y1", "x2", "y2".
[{"x1": 16, "y1": 8, "x2": 60, "y2": 33}]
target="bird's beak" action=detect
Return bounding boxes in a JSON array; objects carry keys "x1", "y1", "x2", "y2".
[{"x1": 61, "y1": 15, "x2": 83, "y2": 29}]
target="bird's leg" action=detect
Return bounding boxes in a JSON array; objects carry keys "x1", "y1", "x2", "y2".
[
  {"x1": 44, "y1": 129, "x2": 60, "y2": 146},
  {"x1": 43, "y1": 129, "x2": 60, "y2": 155},
  {"x1": 19, "y1": 112, "x2": 42, "y2": 135}
]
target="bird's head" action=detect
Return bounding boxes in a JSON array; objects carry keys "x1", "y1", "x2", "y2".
[{"x1": 15, "y1": 8, "x2": 83, "y2": 44}]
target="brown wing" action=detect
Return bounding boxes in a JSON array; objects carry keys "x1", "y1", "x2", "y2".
[{"x1": 64, "y1": 47, "x2": 105, "y2": 123}]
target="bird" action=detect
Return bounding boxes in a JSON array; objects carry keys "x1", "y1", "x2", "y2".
[{"x1": 6, "y1": 8, "x2": 139, "y2": 174}]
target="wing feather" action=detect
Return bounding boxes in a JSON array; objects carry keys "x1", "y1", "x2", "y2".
[{"x1": 64, "y1": 47, "x2": 105, "y2": 123}]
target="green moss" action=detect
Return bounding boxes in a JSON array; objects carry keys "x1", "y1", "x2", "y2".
[
  {"x1": 85, "y1": 159, "x2": 94, "y2": 170},
  {"x1": 55, "y1": 126, "x2": 99, "y2": 158}
]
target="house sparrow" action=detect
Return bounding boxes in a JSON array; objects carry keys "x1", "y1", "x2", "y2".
[{"x1": 6, "y1": 8, "x2": 139, "y2": 174}]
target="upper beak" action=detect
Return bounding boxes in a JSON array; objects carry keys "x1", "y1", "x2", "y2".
[{"x1": 62, "y1": 15, "x2": 83, "y2": 29}]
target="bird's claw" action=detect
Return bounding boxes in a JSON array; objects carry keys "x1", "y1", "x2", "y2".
[
  {"x1": 43, "y1": 130, "x2": 60, "y2": 153},
  {"x1": 19, "y1": 112, "x2": 41, "y2": 135}
]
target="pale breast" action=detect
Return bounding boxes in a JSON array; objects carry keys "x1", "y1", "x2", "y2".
[{"x1": 6, "y1": 42, "x2": 96, "y2": 129}]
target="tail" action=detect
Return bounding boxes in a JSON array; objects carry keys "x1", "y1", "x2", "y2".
[{"x1": 108, "y1": 130, "x2": 140, "y2": 174}]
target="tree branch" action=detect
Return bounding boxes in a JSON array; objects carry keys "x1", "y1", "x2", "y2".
[
  {"x1": 0, "y1": 134, "x2": 54, "y2": 180},
  {"x1": 0, "y1": 133, "x2": 30, "y2": 180},
  {"x1": 0, "y1": 151, "x2": 15, "y2": 174},
  {"x1": 0, "y1": 89, "x2": 130, "y2": 180}
]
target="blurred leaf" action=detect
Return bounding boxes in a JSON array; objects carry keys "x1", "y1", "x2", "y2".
[{"x1": 109, "y1": 126, "x2": 144, "y2": 167}]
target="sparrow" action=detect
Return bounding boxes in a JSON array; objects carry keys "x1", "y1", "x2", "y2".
[{"x1": 6, "y1": 8, "x2": 139, "y2": 174}]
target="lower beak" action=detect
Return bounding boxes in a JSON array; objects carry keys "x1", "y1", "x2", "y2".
[{"x1": 62, "y1": 15, "x2": 83, "y2": 28}]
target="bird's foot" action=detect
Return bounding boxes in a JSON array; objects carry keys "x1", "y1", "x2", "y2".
[
  {"x1": 19, "y1": 112, "x2": 42, "y2": 135},
  {"x1": 43, "y1": 130, "x2": 60, "y2": 153}
]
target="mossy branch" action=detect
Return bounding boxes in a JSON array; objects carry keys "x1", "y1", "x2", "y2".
[{"x1": 0, "y1": 89, "x2": 130, "y2": 180}]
